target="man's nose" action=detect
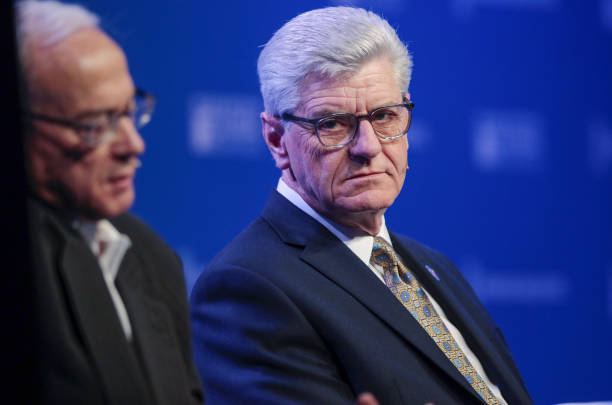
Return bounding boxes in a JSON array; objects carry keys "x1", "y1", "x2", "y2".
[
  {"x1": 348, "y1": 119, "x2": 382, "y2": 160},
  {"x1": 112, "y1": 117, "x2": 145, "y2": 156}
]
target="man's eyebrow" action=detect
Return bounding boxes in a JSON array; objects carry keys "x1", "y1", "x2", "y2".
[
  {"x1": 308, "y1": 100, "x2": 402, "y2": 118},
  {"x1": 308, "y1": 107, "x2": 345, "y2": 118},
  {"x1": 72, "y1": 91, "x2": 136, "y2": 120},
  {"x1": 72, "y1": 109, "x2": 113, "y2": 120},
  {"x1": 72, "y1": 100, "x2": 133, "y2": 121}
]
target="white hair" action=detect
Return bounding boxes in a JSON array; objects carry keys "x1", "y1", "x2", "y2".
[
  {"x1": 15, "y1": 0, "x2": 99, "y2": 73},
  {"x1": 257, "y1": 6, "x2": 413, "y2": 116}
]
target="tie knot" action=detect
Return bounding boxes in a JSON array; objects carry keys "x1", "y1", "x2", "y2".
[{"x1": 370, "y1": 236, "x2": 398, "y2": 268}]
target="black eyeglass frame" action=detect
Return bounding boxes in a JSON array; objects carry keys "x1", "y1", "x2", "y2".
[
  {"x1": 281, "y1": 100, "x2": 414, "y2": 149},
  {"x1": 23, "y1": 88, "x2": 156, "y2": 147}
]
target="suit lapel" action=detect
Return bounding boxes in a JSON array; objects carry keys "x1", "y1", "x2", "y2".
[
  {"x1": 392, "y1": 235, "x2": 532, "y2": 404},
  {"x1": 56, "y1": 223, "x2": 154, "y2": 405},
  {"x1": 263, "y1": 191, "x2": 485, "y2": 403},
  {"x1": 116, "y1": 246, "x2": 189, "y2": 405}
]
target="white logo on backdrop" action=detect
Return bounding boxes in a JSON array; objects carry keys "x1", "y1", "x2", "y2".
[
  {"x1": 188, "y1": 93, "x2": 263, "y2": 158},
  {"x1": 471, "y1": 110, "x2": 546, "y2": 172}
]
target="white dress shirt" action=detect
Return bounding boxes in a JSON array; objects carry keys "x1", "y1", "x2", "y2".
[
  {"x1": 74, "y1": 219, "x2": 133, "y2": 340},
  {"x1": 277, "y1": 178, "x2": 507, "y2": 404}
]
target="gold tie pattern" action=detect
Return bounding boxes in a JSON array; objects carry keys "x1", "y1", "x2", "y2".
[{"x1": 370, "y1": 237, "x2": 500, "y2": 404}]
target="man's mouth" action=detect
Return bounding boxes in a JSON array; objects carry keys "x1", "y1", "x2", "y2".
[
  {"x1": 108, "y1": 171, "x2": 134, "y2": 191},
  {"x1": 347, "y1": 171, "x2": 385, "y2": 180}
]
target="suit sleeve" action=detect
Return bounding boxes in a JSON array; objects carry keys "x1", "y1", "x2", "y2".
[{"x1": 190, "y1": 264, "x2": 355, "y2": 405}]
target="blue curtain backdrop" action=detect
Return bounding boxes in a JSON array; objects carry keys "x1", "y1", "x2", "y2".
[{"x1": 78, "y1": 0, "x2": 611, "y2": 403}]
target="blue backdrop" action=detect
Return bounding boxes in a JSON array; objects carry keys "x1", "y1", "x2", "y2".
[{"x1": 79, "y1": 0, "x2": 611, "y2": 403}]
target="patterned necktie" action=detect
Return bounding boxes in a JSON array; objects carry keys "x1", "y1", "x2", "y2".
[{"x1": 370, "y1": 237, "x2": 500, "y2": 405}]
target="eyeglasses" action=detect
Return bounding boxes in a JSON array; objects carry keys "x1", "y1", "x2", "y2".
[
  {"x1": 23, "y1": 88, "x2": 156, "y2": 147},
  {"x1": 281, "y1": 100, "x2": 414, "y2": 149}
]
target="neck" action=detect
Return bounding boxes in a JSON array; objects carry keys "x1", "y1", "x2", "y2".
[
  {"x1": 330, "y1": 209, "x2": 384, "y2": 236},
  {"x1": 281, "y1": 173, "x2": 385, "y2": 236}
]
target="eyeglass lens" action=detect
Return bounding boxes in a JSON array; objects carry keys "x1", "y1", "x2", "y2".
[
  {"x1": 316, "y1": 104, "x2": 410, "y2": 147},
  {"x1": 132, "y1": 93, "x2": 155, "y2": 129},
  {"x1": 80, "y1": 92, "x2": 154, "y2": 146}
]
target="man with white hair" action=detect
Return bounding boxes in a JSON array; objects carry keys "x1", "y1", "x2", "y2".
[
  {"x1": 18, "y1": 1, "x2": 203, "y2": 403},
  {"x1": 191, "y1": 6, "x2": 532, "y2": 405}
]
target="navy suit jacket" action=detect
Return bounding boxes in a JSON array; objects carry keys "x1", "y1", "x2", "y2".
[
  {"x1": 30, "y1": 198, "x2": 204, "y2": 404},
  {"x1": 191, "y1": 191, "x2": 531, "y2": 404}
]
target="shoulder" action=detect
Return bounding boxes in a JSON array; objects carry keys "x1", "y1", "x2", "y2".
[
  {"x1": 28, "y1": 197, "x2": 82, "y2": 253},
  {"x1": 29, "y1": 197, "x2": 72, "y2": 235},
  {"x1": 207, "y1": 216, "x2": 291, "y2": 270},
  {"x1": 194, "y1": 214, "x2": 315, "y2": 299}
]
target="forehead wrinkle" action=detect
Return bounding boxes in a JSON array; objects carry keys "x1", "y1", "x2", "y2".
[
  {"x1": 299, "y1": 63, "x2": 402, "y2": 119},
  {"x1": 304, "y1": 93, "x2": 357, "y2": 116}
]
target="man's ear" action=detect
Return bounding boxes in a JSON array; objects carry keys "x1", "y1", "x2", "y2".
[{"x1": 261, "y1": 112, "x2": 290, "y2": 170}]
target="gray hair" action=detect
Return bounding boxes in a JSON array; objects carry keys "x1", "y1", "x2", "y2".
[
  {"x1": 257, "y1": 6, "x2": 413, "y2": 116},
  {"x1": 15, "y1": 0, "x2": 99, "y2": 75}
]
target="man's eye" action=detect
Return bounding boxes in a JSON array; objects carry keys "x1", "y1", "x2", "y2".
[
  {"x1": 80, "y1": 116, "x2": 109, "y2": 132},
  {"x1": 372, "y1": 109, "x2": 396, "y2": 122},
  {"x1": 320, "y1": 119, "x2": 340, "y2": 130},
  {"x1": 317, "y1": 116, "x2": 352, "y2": 132}
]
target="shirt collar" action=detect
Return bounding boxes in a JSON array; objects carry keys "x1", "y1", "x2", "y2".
[{"x1": 73, "y1": 218, "x2": 132, "y2": 281}]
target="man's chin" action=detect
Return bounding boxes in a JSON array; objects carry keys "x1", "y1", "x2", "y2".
[
  {"x1": 326, "y1": 198, "x2": 389, "y2": 235},
  {"x1": 334, "y1": 191, "x2": 396, "y2": 214},
  {"x1": 90, "y1": 192, "x2": 135, "y2": 219}
]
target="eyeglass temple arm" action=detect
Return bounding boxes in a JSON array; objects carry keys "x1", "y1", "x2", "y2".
[{"x1": 21, "y1": 111, "x2": 91, "y2": 131}]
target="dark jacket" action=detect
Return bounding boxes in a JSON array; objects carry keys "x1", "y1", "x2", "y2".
[
  {"x1": 191, "y1": 190, "x2": 531, "y2": 405},
  {"x1": 30, "y1": 198, "x2": 203, "y2": 405}
]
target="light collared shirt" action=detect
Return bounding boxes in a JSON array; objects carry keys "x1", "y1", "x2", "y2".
[
  {"x1": 277, "y1": 178, "x2": 507, "y2": 404},
  {"x1": 74, "y1": 218, "x2": 133, "y2": 340}
]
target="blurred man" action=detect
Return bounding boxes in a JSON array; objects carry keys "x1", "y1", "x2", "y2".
[
  {"x1": 191, "y1": 6, "x2": 532, "y2": 405},
  {"x1": 17, "y1": 1, "x2": 203, "y2": 403}
]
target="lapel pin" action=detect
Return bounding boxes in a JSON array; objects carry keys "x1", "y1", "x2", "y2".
[{"x1": 425, "y1": 264, "x2": 440, "y2": 281}]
